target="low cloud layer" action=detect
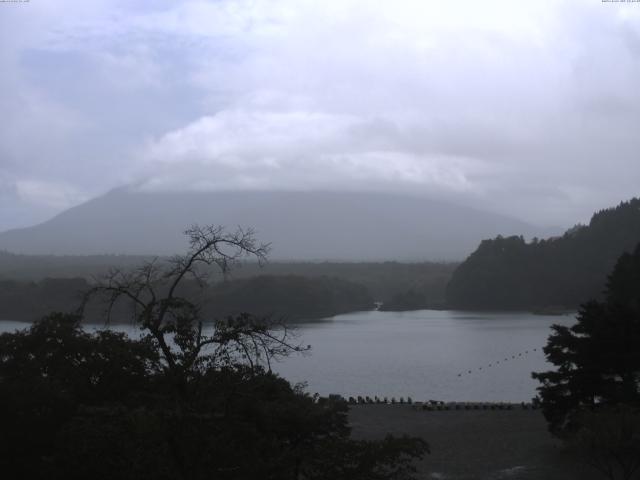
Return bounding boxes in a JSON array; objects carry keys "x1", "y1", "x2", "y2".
[{"x1": 1, "y1": 0, "x2": 639, "y2": 230}]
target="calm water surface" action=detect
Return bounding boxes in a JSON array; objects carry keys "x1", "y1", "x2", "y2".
[{"x1": 0, "y1": 310, "x2": 574, "y2": 402}]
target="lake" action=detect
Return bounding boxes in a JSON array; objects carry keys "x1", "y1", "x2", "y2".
[{"x1": 0, "y1": 310, "x2": 574, "y2": 402}]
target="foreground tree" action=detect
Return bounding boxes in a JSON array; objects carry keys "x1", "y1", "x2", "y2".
[
  {"x1": 533, "y1": 244, "x2": 640, "y2": 479},
  {"x1": 1, "y1": 225, "x2": 428, "y2": 480},
  {"x1": 0, "y1": 313, "x2": 160, "y2": 480},
  {"x1": 533, "y1": 244, "x2": 640, "y2": 433},
  {"x1": 82, "y1": 225, "x2": 297, "y2": 376}
]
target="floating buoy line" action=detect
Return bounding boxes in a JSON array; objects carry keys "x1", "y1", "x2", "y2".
[{"x1": 456, "y1": 347, "x2": 542, "y2": 378}]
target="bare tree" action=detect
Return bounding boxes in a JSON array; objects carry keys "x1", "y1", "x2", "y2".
[{"x1": 82, "y1": 225, "x2": 306, "y2": 379}]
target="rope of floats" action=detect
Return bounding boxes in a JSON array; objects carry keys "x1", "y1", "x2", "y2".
[
  {"x1": 338, "y1": 395, "x2": 539, "y2": 410},
  {"x1": 456, "y1": 347, "x2": 542, "y2": 378},
  {"x1": 307, "y1": 346, "x2": 548, "y2": 411}
]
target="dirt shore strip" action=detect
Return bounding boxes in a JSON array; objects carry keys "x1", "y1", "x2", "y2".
[{"x1": 348, "y1": 404, "x2": 600, "y2": 480}]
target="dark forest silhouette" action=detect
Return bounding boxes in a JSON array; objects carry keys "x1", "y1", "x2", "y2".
[
  {"x1": 447, "y1": 198, "x2": 640, "y2": 310},
  {"x1": 0, "y1": 225, "x2": 428, "y2": 479},
  {"x1": 0, "y1": 274, "x2": 373, "y2": 323},
  {"x1": 533, "y1": 244, "x2": 640, "y2": 479}
]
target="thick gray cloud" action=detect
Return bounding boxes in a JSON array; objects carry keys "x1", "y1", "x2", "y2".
[{"x1": 1, "y1": 0, "x2": 639, "y2": 231}]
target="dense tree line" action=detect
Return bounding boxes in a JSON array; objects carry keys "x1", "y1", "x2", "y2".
[
  {"x1": 0, "y1": 252, "x2": 456, "y2": 307},
  {"x1": 378, "y1": 286, "x2": 446, "y2": 312},
  {"x1": 204, "y1": 274, "x2": 373, "y2": 320},
  {"x1": 0, "y1": 251, "x2": 152, "y2": 280},
  {"x1": 447, "y1": 198, "x2": 640, "y2": 310},
  {"x1": 0, "y1": 275, "x2": 372, "y2": 322},
  {"x1": 230, "y1": 261, "x2": 455, "y2": 307},
  {"x1": 0, "y1": 277, "x2": 88, "y2": 320}
]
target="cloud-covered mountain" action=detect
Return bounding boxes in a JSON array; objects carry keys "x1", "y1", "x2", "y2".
[
  {"x1": 0, "y1": 188, "x2": 551, "y2": 261},
  {"x1": 2, "y1": 1, "x2": 639, "y2": 231}
]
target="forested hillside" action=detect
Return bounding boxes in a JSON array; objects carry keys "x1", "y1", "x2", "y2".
[
  {"x1": 0, "y1": 275, "x2": 373, "y2": 322},
  {"x1": 446, "y1": 198, "x2": 640, "y2": 310},
  {"x1": 204, "y1": 275, "x2": 373, "y2": 320},
  {"x1": 0, "y1": 255, "x2": 455, "y2": 308}
]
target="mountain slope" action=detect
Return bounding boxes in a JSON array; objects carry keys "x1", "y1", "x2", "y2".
[
  {"x1": 0, "y1": 188, "x2": 545, "y2": 260},
  {"x1": 446, "y1": 198, "x2": 640, "y2": 309}
]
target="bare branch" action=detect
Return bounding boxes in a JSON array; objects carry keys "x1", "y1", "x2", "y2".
[{"x1": 80, "y1": 224, "x2": 297, "y2": 378}]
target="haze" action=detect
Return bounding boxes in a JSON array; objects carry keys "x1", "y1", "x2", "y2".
[
  {"x1": 1, "y1": 0, "x2": 639, "y2": 233},
  {"x1": 3, "y1": 4, "x2": 640, "y2": 477}
]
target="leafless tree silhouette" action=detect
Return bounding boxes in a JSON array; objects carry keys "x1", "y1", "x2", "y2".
[{"x1": 82, "y1": 225, "x2": 307, "y2": 378}]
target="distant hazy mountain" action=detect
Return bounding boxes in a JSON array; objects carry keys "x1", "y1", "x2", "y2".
[{"x1": 0, "y1": 188, "x2": 547, "y2": 260}]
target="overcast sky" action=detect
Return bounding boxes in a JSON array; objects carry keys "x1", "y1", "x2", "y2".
[{"x1": 1, "y1": 0, "x2": 639, "y2": 231}]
